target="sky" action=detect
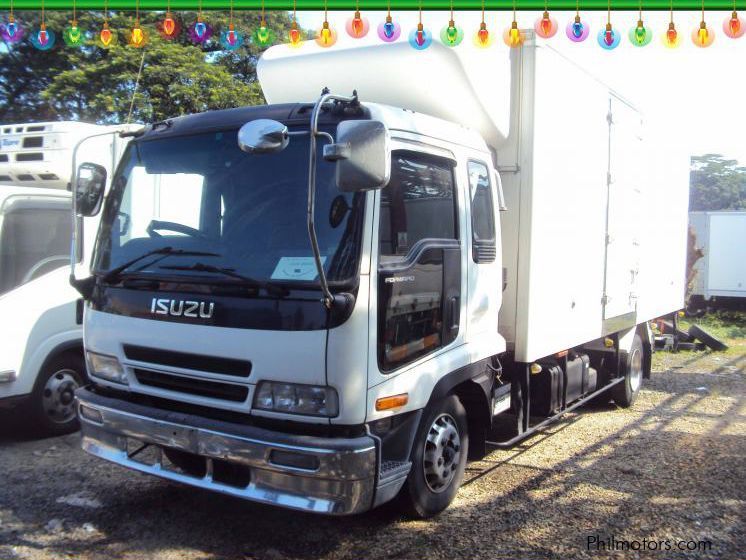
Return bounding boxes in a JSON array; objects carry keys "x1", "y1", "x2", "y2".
[{"x1": 295, "y1": 10, "x2": 746, "y2": 166}]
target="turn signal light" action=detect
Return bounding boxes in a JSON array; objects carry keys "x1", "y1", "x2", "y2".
[{"x1": 375, "y1": 393, "x2": 409, "y2": 411}]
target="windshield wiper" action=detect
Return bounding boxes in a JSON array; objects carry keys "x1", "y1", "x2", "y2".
[
  {"x1": 102, "y1": 247, "x2": 221, "y2": 283},
  {"x1": 159, "y1": 262, "x2": 288, "y2": 297}
]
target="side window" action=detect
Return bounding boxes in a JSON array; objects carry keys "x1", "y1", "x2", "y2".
[
  {"x1": 468, "y1": 161, "x2": 496, "y2": 263},
  {"x1": 379, "y1": 152, "x2": 457, "y2": 258},
  {"x1": 0, "y1": 204, "x2": 71, "y2": 295}
]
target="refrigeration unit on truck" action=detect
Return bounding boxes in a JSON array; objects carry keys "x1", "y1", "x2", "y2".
[
  {"x1": 689, "y1": 211, "x2": 746, "y2": 309},
  {"x1": 0, "y1": 122, "x2": 132, "y2": 434},
  {"x1": 73, "y1": 36, "x2": 689, "y2": 517}
]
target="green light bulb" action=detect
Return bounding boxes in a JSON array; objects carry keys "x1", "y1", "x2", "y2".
[{"x1": 635, "y1": 24, "x2": 646, "y2": 43}]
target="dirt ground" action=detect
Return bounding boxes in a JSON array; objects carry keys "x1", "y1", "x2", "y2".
[{"x1": 1, "y1": 338, "x2": 744, "y2": 560}]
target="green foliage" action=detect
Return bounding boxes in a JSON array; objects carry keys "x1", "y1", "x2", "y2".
[
  {"x1": 690, "y1": 154, "x2": 746, "y2": 212},
  {"x1": 0, "y1": 10, "x2": 298, "y2": 124}
]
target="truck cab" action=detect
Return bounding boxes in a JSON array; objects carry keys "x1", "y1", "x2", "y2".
[{"x1": 75, "y1": 95, "x2": 504, "y2": 515}]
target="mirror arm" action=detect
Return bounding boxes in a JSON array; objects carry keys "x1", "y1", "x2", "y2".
[
  {"x1": 69, "y1": 129, "x2": 127, "y2": 295},
  {"x1": 307, "y1": 92, "x2": 357, "y2": 309}
]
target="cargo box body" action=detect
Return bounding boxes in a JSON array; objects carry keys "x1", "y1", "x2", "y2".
[
  {"x1": 259, "y1": 37, "x2": 689, "y2": 365},
  {"x1": 497, "y1": 43, "x2": 689, "y2": 362}
]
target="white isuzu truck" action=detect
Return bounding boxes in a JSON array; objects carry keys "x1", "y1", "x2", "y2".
[
  {"x1": 0, "y1": 122, "x2": 130, "y2": 434},
  {"x1": 73, "y1": 36, "x2": 688, "y2": 517}
]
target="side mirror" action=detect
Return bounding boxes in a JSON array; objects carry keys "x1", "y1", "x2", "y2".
[
  {"x1": 238, "y1": 119, "x2": 289, "y2": 154},
  {"x1": 324, "y1": 120, "x2": 390, "y2": 193},
  {"x1": 76, "y1": 162, "x2": 107, "y2": 217}
]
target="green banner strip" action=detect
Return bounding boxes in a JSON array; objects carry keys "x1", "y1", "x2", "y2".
[{"x1": 4, "y1": 0, "x2": 735, "y2": 9}]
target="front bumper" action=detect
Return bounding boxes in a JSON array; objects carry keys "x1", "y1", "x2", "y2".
[{"x1": 76, "y1": 387, "x2": 378, "y2": 515}]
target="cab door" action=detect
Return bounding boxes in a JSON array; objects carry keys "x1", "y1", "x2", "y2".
[{"x1": 374, "y1": 150, "x2": 462, "y2": 374}]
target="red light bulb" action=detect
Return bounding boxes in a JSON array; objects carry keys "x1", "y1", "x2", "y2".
[
  {"x1": 351, "y1": 11, "x2": 364, "y2": 36},
  {"x1": 289, "y1": 22, "x2": 301, "y2": 45},
  {"x1": 540, "y1": 15, "x2": 552, "y2": 36},
  {"x1": 478, "y1": 22, "x2": 489, "y2": 45},
  {"x1": 667, "y1": 23, "x2": 677, "y2": 44},
  {"x1": 100, "y1": 26, "x2": 112, "y2": 46},
  {"x1": 163, "y1": 15, "x2": 176, "y2": 36},
  {"x1": 730, "y1": 14, "x2": 741, "y2": 34}
]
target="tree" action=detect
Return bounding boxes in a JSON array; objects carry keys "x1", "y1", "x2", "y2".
[
  {"x1": 0, "y1": 10, "x2": 299, "y2": 124},
  {"x1": 689, "y1": 154, "x2": 746, "y2": 211}
]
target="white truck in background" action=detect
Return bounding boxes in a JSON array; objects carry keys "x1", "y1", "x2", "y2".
[
  {"x1": 73, "y1": 36, "x2": 688, "y2": 517},
  {"x1": 689, "y1": 211, "x2": 746, "y2": 309},
  {"x1": 0, "y1": 122, "x2": 131, "y2": 435}
]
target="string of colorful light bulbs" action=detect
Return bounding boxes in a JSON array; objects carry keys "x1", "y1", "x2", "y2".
[{"x1": 1, "y1": 0, "x2": 743, "y2": 50}]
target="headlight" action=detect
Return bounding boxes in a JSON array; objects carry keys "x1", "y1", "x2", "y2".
[
  {"x1": 254, "y1": 382, "x2": 338, "y2": 417},
  {"x1": 86, "y1": 351, "x2": 128, "y2": 385}
]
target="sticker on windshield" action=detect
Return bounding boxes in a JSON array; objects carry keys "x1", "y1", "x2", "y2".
[{"x1": 271, "y1": 257, "x2": 326, "y2": 281}]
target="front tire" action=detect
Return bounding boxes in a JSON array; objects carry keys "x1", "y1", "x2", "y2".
[
  {"x1": 612, "y1": 334, "x2": 644, "y2": 408},
  {"x1": 29, "y1": 353, "x2": 86, "y2": 436},
  {"x1": 400, "y1": 395, "x2": 469, "y2": 518}
]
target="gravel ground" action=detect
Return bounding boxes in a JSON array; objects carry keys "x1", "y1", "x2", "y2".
[{"x1": 1, "y1": 346, "x2": 744, "y2": 560}]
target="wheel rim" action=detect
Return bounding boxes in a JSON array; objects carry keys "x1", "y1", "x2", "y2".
[
  {"x1": 42, "y1": 369, "x2": 80, "y2": 424},
  {"x1": 422, "y1": 413, "x2": 462, "y2": 493},
  {"x1": 629, "y1": 347, "x2": 643, "y2": 393}
]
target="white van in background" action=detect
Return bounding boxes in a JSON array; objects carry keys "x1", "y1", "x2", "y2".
[{"x1": 0, "y1": 122, "x2": 131, "y2": 435}]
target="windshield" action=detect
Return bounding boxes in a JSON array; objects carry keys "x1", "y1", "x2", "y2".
[{"x1": 95, "y1": 127, "x2": 365, "y2": 287}]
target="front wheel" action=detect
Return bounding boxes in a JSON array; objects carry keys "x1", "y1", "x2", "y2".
[
  {"x1": 400, "y1": 395, "x2": 469, "y2": 518},
  {"x1": 29, "y1": 353, "x2": 86, "y2": 436},
  {"x1": 612, "y1": 333, "x2": 644, "y2": 408}
]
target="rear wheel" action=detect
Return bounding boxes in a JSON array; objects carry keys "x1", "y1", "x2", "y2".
[
  {"x1": 29, "y1": 353, "x2": 85, "y2": 436},
  {"x1": 612, "y1": 334, "x2": 644, "y2": 408},
  {"x1": 400, "y1": 395, "x2": 468, "y2": 518}
]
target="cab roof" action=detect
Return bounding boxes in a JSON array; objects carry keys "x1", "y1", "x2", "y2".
[{"x1": 135, "y1": 100, "x2": 489, "y2": 156}]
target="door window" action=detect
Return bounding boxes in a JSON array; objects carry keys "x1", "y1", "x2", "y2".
[{"x1": 379, "y1": 152, "x2": 457, "y2": 259}]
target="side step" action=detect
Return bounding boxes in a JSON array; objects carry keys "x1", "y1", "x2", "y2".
[{"x1": 374, "y1": 461, "x2": 411, "y2": 508}]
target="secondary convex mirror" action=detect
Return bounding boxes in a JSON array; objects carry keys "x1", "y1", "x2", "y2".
[{"x1": 238, "y1": 119, "x2": 290, "y2": 154}]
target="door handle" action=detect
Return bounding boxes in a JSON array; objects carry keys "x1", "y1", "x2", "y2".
[{"x1": 449, "y1": 296, "x2": 460, "y2": 333}]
